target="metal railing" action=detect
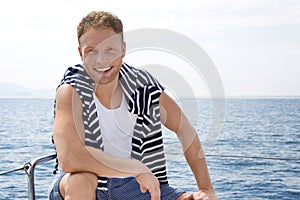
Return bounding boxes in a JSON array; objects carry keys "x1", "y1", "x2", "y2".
[
  {"x1": 24, "y1": 154, "x2": 57, "y2": 200},
  {"x1": 1, "y1": 153, "x2": 299, "y2": 199}
]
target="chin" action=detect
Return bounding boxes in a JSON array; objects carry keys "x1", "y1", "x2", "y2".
[{"x1": 97, "y1": 75, "x2": 119, "y2": 85}]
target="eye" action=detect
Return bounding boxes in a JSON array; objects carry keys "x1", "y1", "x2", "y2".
[
  {"x1": 105, "y1": 47, "x2": 116, "y2": 53},
  {"x1": 92, "y1": 49, "x2": 98, "y2": 54},
  {"x1": 86, "y1": 49, "x2": 98, "y2": 56}
]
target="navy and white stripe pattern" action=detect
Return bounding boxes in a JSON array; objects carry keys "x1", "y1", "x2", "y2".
[{"x1": 54, "y1": 63, "x2": 168, "y2": 189}]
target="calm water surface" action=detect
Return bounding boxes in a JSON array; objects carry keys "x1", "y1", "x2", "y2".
[{"x1": 0, "y1": 98, "x2": 299, "y2": 199}]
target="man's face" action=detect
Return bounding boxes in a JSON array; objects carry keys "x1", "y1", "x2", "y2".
[{"x1": 79, "y1": 28, "x2": 126, "y2": 85}]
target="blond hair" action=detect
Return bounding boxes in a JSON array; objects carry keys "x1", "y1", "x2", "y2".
[{"x1": 77, "y1": 11, "x2": 123, "y2": 44}]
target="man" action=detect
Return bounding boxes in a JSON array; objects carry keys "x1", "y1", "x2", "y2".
[{"x1": 49, "y1": 11, "x2": 217, "y2": 200}]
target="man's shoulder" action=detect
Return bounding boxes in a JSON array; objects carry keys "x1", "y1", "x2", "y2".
[
  {"x1": 122, "y1": 63, "x2": 156, "y2": 82},
  {"x1": 55, "y1": 84, "x2": 80, "y2": 110},
  {"x1": 63, "y1": 64, "x2": 85, "y2": 77},
  {"x1": 58, "y1": 64, "x2": 93, "y2": 88}
]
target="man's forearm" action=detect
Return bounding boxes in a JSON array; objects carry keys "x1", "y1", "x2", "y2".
[
  {"x1": 183, "y1": 135, "x2": 214, "y2": 191},
  {"x1": 177, "y1": 116, "x2": 214, "y2": 191},
  {"x1": 86, "y1": 146, "x2": 150, "y2": 177},
  {"x1": 54, "y1": 123, "x2": 150, "y2": 177}
]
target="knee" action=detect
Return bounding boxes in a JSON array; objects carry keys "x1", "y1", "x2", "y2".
[
  {"x1": 67, "y1": 172, "x2": 98, "y2": 189},
  {"x1": 62, "y1": 172, "x2": 98, "y2": 199}
]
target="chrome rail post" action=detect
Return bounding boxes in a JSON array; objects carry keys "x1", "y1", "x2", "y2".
[{"x1": 24, "y1": 154, "x2": 57, "y2": 200}]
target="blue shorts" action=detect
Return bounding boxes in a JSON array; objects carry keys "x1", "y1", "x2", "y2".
[{"x1": 48, "y1": 173, "x2": 184, "y2": 200}]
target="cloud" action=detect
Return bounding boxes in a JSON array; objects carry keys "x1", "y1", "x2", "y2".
[
  {"x1": 147, "y1": 0, "x2": 300, "y2": 31},
  {"x1": 0, "y1": 0, "x2": 299, "y2": 95},
  {"x1": 2, "y1": 0, "x2": 300, "y2": 38}
]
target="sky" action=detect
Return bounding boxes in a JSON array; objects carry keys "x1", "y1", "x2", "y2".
[{"x1": 0, "y1": 0, "x2": 300, "y2": 97}]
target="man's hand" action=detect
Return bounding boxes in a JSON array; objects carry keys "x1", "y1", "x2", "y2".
[
  {"x1": 182, "y1": 190, "x2": 217, "y2": 200},
  {"x1": 136, "y1": 172, "x2": 161, "y2": 200}
]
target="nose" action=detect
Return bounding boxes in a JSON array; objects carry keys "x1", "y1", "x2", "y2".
[{"x1": 95, "y1": 52, "x2": 110, "y2": 65}]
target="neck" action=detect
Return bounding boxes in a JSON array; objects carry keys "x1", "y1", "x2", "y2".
[{"x1": 94, "y1": 77, "x2": 122, "y2": 109}]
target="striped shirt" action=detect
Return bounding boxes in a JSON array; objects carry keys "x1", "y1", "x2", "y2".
[{"x1": 54, "y1": 63, "x2": 168, "y2": 189}]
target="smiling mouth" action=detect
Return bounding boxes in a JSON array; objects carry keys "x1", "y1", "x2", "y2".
[{"x1": 95, "y1": 66, "x2": 113, "y2": 73}]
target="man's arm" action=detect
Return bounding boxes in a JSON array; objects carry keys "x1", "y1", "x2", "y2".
[
  {"x1": 53, "y1": 84, "x2": 149, "y2": 176},
  {"x1": 159, "y1": 92, "x2": 217, "y2": 199},
  {"x1": 53, "y1": 84, "x2": 161, "y2": 200}
]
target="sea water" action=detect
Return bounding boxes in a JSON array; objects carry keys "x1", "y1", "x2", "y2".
[{"x1": 0, "y1": 98, "x2": 299, "y2": 199}]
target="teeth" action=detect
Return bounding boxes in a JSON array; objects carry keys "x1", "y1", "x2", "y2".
[{"x1": 96, "y1": 66, "x2": 112, "y2": 72}]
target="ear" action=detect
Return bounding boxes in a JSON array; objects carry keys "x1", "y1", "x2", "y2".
[
  {"x1": 121, "y1": 42, "x2": 126, "y2": 58},
  {"x1": 78, "y1": 46, "x2": 83, "y2": 61}
]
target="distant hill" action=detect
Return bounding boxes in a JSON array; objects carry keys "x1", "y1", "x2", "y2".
[{"x1": 0, "y1": 82, "x2": 55, "y2": 98}]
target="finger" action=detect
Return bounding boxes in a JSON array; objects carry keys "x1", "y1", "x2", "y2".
[
  {"x1": 150, "y1": 190, "x2": 159, "y2": 200},
  {"x1": 194, "y1": 192, "x2": 208, "y2": 200},
  {"x1": 157, "y1": 186, "x2": 161, "y2": 200},
  {"x1": 183, "y1": 193, "x2": 193, "y2": 200},
  {"x1": 140, "y1": 185, "x2": 147, "y2": 193},
  {"x1": 149, "y1": 187, "x2": 160, "y2": 200}
]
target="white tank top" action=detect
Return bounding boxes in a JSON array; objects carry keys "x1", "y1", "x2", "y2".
[{"x1": 93, "y1": 93, "x2": 137, "y2": 159}]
